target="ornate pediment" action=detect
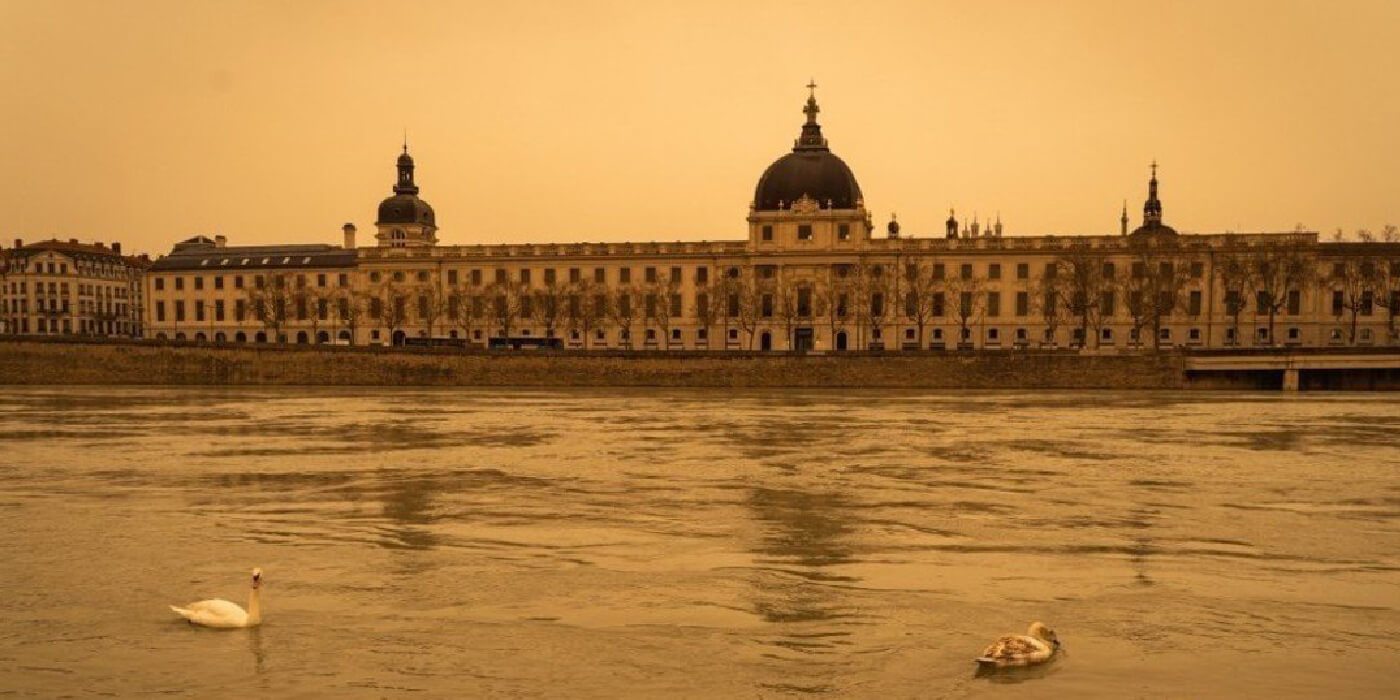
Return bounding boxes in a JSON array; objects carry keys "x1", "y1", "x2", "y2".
[{"x1": 791, "y1": 194, "x2": 820, "y2": 214}]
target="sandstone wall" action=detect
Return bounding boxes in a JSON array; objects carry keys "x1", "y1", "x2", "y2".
[{"x1": 0, "y1": 340, "x2": 1187, "y2": 388}]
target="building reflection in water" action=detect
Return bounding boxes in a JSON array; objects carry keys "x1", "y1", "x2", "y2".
[
  {"x1": 744, "y1": 485, "x2": 862, "y2": 670},
  {"x1": 379, "y1": 474, "x2": 440, "y2": 551}
]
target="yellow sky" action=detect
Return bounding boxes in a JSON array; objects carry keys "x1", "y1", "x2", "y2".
[{"x1": 1, "y1": 0, "x2": 1397, "y2": 255}]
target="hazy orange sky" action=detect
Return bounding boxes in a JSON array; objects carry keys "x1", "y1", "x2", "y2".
[{"x1": 1, "y1": 0, "x2": 1397, "y2": 255}]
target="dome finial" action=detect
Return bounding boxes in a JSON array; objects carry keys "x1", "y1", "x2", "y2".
[{"x1": 795, "y1": 79, "x2": 828, "y2": 151}]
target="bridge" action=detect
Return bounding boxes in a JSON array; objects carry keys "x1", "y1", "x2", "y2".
[{"x1": 1183, "y1": 349, "x2": 1400, "y2": 390}]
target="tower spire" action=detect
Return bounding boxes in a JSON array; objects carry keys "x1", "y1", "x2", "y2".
[
  {"x1": 1120, "y1": 199, "x2": 1129, "y2": 236},
  {"x1": 1142, "y1": 160, "x2": 1162, "y2": 226},
  {"x1": 393, "y1": 140, "x2": 418, "y2": 196}
]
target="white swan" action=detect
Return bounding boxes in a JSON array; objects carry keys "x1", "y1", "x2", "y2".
[
  {"x1": 975, "y1": 621, "x2": 1060, "y2": 668},
  {"x1": 170, "y1": 568, "x2": 262, "y2": 628}
]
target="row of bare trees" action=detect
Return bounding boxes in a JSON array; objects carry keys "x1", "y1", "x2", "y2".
[{"x1": 235, "y1": 244, "x2": 1399, "y2": 348}]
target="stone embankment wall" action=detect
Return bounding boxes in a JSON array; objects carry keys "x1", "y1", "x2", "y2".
[{"x1": 0, "y1": 340, "x2": 1186, "y2": 388}]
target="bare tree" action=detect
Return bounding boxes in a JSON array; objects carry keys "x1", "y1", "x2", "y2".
[
  {"x1": 332, "y1": 286, "x2": 363, "y2": 343},
  {"x1": 415, "y1": 280, "x2": 450, "y2": 339},
  {"x1": 1214, "y1": 236, "x2": 1253, "y2": 347},
  {"x1": 487, "y1": 280, "x2": 524, "y2": 340},
  {"x1": 564, "y1": 279, "x2": 603, "y2": 349},
  {"x1": 1373, "y1": 258, "x2": 1400, "y2": 343},
  {"x1": 901, "y1": 257, "x2": 941, "y2": 349},
  {"x1": 864, "y1": 264, "x2": 895, "y2": 349},
  {"x1": 691, "y1": 282, "x2": 720, "y2": 350},
  {"x1": 1327, "y1": 254, "x2": 1380, "y2": 344},
  {"x1": 448, "y1": 286, "x2": 486, "y2": 345},
  {"x1": 245, "y1": 274, "x2": 294, "y2": 341},
  {"x1": 641, "y1": 274, "x2": 677, "y2": 349},
  {"x1": 1122, "y1": 237, "x2": 1193, "y2": 350},
  {"x1": 607, "y1": 284, "x2": 640, "y2": 349},
  {"x1": 370, "y1": 280, "x2": 410, "y2": 344},
  {"x1": 1051, "y1": 247, "x2": 1114, "y2": 349},
  {"x1": 531, "y1": 280, "x2": 565, "y2": 341},
  {"x1": 813, "y1": 271, "x2": 850, "y2": 351},
  {"x1": 1248, "y1": 239, "x2": 1314, "y2": 346},
  {"x1": 941, "y1": 273, "x2": 984, "y2": 349}
]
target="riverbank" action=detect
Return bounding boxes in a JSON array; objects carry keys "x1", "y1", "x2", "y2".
[{"x1": 0, "y1": 339, "x2": 1187, "y2": 388}]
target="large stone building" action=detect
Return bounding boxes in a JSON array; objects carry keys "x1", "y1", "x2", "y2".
[
  {"x1": 1, "y1": 238, "x2": 149, "y2": 337},
  {"x1": 142, "y1": 89, "x2": 1400, "y2": 350}
]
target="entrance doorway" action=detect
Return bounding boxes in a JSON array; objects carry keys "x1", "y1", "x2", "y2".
[
  {"x1": 760, "y1": 331, "x2": 772, "y2": 351},
  {"x1": 392, "y1": 330, "x2": 407, "y2": 346},
  {"x1": 835, "y1": 331, "x2": 848, "y2": 351},
  {"x1": 793, "y1": 327, "x2": 814, "y2": 353}
]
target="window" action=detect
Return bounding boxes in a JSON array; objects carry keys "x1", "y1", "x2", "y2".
[
  {"x1": 987, "y1": 291, "x2": 1001, "y2": 317},
  {"x1": 758, "y1": 265, "x2": 776, "y2": 279},
  {"x1": 155, "y1": 278, "x2": 164, "y2": 291},
  {"x1": 761, "y1": 294, "x2": 774, "y2": 317},
  {"x1": 837, "y1": 224, "x2": 850, "y2": 240},
  {"x1": 297, "y1": 274, "x2": 307, "y2": 288},
  {"x1": 175, "y1": 277, "x2": 184, "y2": 291},
  {"x1": 569, "y1": 268, "x2": 580, "y2": 284},
  {"x1": 1016, "y1": 263, "x2": 1028, "y2": 280},
  {"x1": 215, "y1": 300, "x2": 225, "y2": 321},
  {"x1": 1189, "y1": 328, "x2": 1201, "y2": 341},
  {"x1": 988, "y1": 264, "x2": 1001, "y2": 280},
  {"x1": 933, "y1": 263, "x2": 945, "y2": 281},
  {"x1": 214, "y1": 276, "x2": 224, "y2": 290},
  {"x1": 594, "y1": 268, "x2": 606, "y2": 284},
  {"x1": 797, "y1": 225, "x2": 812, "y2": 240},
  {"x1": 645, "y1": 267, "x2": 657, "y2": 284},
  {"x1": 317, "y1": 273, "x2": 327, "y2": 287},
  {"x1": 669, "y1": 294, "x2": 682, "y2": 316},
  {"x1": 727, "y1": 293, "x2": 739, "y2": 317},
  {"x1": 470, "y1": 269, "x2": 482, "y2": 286},
  {"x1": 1362, "y1": 291, "x2": 1374, "y2": 316},
  {"x1": 988, "y1": 328, "x2": 1000, "y2": 341},
  {"x1": 670, "y1": 267, "x2": 681, "y2": 283},
  {"x1": 235, "y1": 299, "x2": 246, "y2": 321},
  {"x1": 544, "y1": 268, "x2": 556, "y2": 285},
  {"x1": 520, "y1": 269, "x2": 531, "y2": 285},
  {"x1": 495, "y1": 269, "x2": 507, "y2": 284},
  {"x1": 155, "y1": 301, "x2": 166, "y2": 322},
  {"x1": 1045, "y1": 263, "x2": 1058, "y2": 279},
  {"x1": 1188, "y1": 290, "x2": 1202, "y2": 316},
  {"x1": 1015, "y1": 291, "x2": 1029, "y2": 316},
  {"x1": 932, "y1": 292, "x2": 945, "y2": 317},
  {"x1": 619, "y1": 268, "x2": 631, "y2": 284},
  {"x1": 960, "y1": 263, "x2": 973, "y2": 280},
  {"x1": 727, "y1": 266, "x2": 740, "y2": 279},
  {"x1": 1190, "y1": 261, "x2": 1204, "y2": 278},
  {"x1": 1102, "y1": 262, "x2": 1115, "y2": 279},
  {"x1": 1101, "y1": 291, "x2": 1115, "y2": 317},
  {"x1": 695, "y1": 267, "x2": 708, "y2": 285},
  {"x1": 1332, "y1": 290, "x2": 1344, "y2": 316},
  {"x1": 761, "y1": 225, "x2": 773, "y2": 241},
  {"x1": 1287, "y1": 290, "x2": 1301, "y2": 315},
  {"x1": 448, "y1": 270, "x2": 458, "y2": 285},
  {"x1": 370, "y1": 271, "x2": 381, "y2": 283},
  {"x1": 174, "y1": 300, "x2": 185, "y2": 322},
  {"x1": 339, "y1": 273, "x2": 348, "y2": 287}
]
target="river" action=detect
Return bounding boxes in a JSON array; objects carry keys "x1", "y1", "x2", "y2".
[{"x1": 1, "y1": 388, "x2": 1396, "y2": 698}]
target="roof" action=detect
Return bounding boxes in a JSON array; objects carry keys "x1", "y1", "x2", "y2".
[
  {"x1": 150, "y1": 238, "x2": 357, "y2": 272},
  {"x1": 13, "y1": 238, "x2": 128, "y2": 260}
]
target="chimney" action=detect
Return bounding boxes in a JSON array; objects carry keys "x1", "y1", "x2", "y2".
[
  {"x1": 112, "y1": 242, "x2": 122, "y2": 255},
  {"x1": 96, "y1": 241, "x2": 104, "y2": 249},
  {"x1": 13, "y1": 238, "x2": 20, "y2": 248},
  {"x1": 70, "y1": 238, "x2": 79, "y2": 244},
  {"x1": 214, "y1": 234, "x2": 227, "y2": 248},
  {"x1": 343, "y1": 222, "x2": 357, "y2": 249}
]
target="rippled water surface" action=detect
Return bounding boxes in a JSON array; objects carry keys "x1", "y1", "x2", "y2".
[{"x1": 1, "y1": 387, "x2": 1397, "y2": 698}]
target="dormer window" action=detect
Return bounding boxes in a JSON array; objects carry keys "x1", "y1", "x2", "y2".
[
  {"x1": 761, "y1": 225, "x2": 773, "y2": 241},
  {"x1": 838, "y1": 224, "x2": 850, "y2": 240},
  {"x1": 797, "y1": 225, "x2": 812, "y2": 241}
]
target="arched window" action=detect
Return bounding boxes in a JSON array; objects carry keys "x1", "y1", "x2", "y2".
[
  {"x1": 316, "y1": 331, "x2": 330, "y2": 344},
  {"x1": 296, "y1": 331, "x2": 308, "y2": 344},
  {"x1": 235, "y1": 331, "x2": 247, "y2": 343}
]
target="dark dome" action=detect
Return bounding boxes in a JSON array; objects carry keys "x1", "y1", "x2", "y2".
[
  {"x1": 377, "y1": 194, "x2": 435, "y2": 226},
  {"x1": 1131, "y1": 222, "x2": 1177, "y2": 237},
  {"x1": 754, "y1": 150, "x2": 863, "y2": 211}
]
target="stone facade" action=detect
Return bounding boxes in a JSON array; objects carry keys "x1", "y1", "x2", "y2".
[
  {"x1": 140, "y1": 92, "x2": 1400, "y2": 352},
  {"x1": 1, "y1": 238, "x2": 150, "y2": 337}
]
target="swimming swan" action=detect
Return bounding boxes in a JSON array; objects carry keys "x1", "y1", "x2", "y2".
[
  {"x1": 170, "y1": 568, "x2": 262, "y2": 628},
  {"x1": 975, "y1": 621, "x2": 1060, "y2": 668}
]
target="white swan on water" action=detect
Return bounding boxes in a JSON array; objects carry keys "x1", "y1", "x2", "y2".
[
  {"x1": 975, "y1": 621, "x2": 1060, "y2": 668},
  {"x1": 170, "y1": 568, "x2": 262, "y2": 628}
]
